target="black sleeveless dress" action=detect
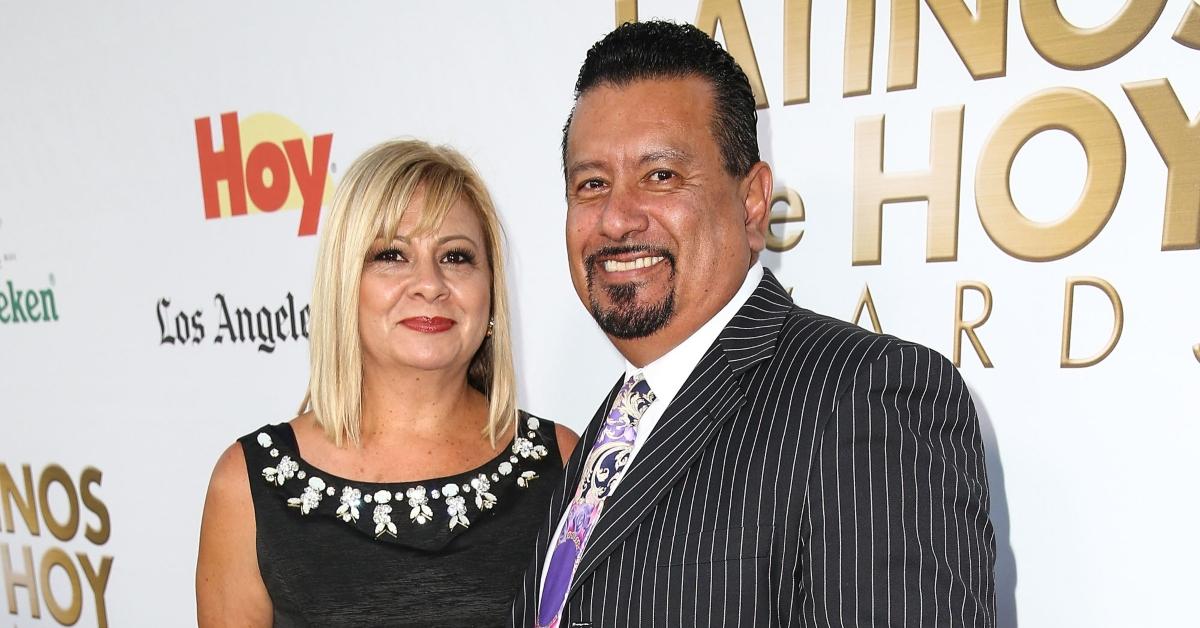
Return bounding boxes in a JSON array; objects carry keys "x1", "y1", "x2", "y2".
[{"x1": 238, "y1": 412, "x2": 561, "y2": 627}]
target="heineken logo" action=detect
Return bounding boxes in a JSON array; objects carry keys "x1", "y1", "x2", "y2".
[{"x1": 0, "y1": 276, "x2": 59, "y2": 324}]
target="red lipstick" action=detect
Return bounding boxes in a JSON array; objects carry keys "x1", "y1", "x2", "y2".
[{"x1": 400, "y1": 316, "x2": 456, "y2": 333}]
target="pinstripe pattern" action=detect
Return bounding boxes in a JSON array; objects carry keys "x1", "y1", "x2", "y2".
[{"x1": 512, "y1": 270, "x2": 996, "y2": 627}]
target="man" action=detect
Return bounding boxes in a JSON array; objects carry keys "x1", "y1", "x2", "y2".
[{"x1": 514, "y1": 21, "x2": 996, "y2": 627}]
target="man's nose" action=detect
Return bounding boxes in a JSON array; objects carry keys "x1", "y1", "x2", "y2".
[{"x1": 598, "y1": 182, "x2": 650, "y2": 241}]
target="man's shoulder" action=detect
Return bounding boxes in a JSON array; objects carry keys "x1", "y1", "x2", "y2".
[
  {"x1": 731, "y1": 304, "x2": 962, "y2": 417},
  {"x1": 768, "y1": 303, "x2": 944, "y2": 378}
]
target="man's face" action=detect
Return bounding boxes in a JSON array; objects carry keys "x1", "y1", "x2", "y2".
[{"x1": 564, "y1": 76, "x2": 769, "y2": 365}]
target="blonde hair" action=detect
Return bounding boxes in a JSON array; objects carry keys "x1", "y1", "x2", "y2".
[{"x1": 299, "y1": 139, "x2": 517, "y2": 448}]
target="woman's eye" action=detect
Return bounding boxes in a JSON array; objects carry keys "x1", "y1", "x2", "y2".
[
  {"x1": 372, "y1": 248, "x2": 406, "y2": 263},
  {"x1": 442, "y1": 249, "x2": 476, "y2": 265}
]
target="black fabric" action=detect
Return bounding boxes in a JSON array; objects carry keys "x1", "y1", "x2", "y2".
[{"x1": 240, "y1": 413, "x2": 561, "y2": 627}]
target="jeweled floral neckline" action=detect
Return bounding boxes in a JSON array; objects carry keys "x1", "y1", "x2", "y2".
[{"x1": 252, "y1": 415, "x2": 551, "y2": 544}]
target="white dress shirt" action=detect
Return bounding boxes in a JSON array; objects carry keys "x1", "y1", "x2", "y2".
[{"x1": 539, "y1": 262, "x2": 764, "y2": 600}]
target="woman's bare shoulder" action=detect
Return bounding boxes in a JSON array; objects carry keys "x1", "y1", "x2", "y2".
[
  {"x1": 196, "y1": 437, "x2": 270, "y2": 626},
  {"x1": 518, "y1": 411, "x2": 581, "y2": 466},
  {"x1": 206, "y1": 440, "x2": 250, "y2": 502},
  {"x1": 554, "y1": 423, "x2": 580, "y2": 461}
]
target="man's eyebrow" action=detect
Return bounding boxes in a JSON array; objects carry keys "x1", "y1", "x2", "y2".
[
  {"x1": 566, "y1": 149, "x2": 693, "y2": 179},
  {"x1": 639, "y1": 148, "x2": 692, "y2": 166},
  {"x1": 566, "y1": 160, "x2": 605, "y2": 180}
]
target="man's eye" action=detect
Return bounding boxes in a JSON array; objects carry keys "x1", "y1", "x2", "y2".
[
  {"x1": 372, "y1": 248, "x2": 406, "y2": 263},
  {"x1": 579, "y1": 178, "x2": 606, "y2": 191},
  {"x1": 649, "y1": 170, "x2": 675, "y2": 182}
]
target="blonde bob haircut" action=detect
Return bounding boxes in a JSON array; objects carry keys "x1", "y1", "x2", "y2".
[{"x1": 299, "y1": 139, "x2": 517, "y2": 449}]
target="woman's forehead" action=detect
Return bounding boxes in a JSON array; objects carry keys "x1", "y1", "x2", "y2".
[{"x1": 379, "y1": 195, "x2": 485, "y2": 242}]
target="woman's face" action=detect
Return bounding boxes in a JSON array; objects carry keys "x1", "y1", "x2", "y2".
[{"x1": 358, "y1": 193, "x2": 492, "y2": 378}]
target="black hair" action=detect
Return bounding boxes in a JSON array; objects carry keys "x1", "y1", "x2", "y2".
[{"x1": 562, "y1": 20, "x2": 760, "y2": 178}]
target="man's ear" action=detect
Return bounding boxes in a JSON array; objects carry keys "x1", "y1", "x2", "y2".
[{"x1": 741, "y1": 161, "x2": 773, "y2": 254}]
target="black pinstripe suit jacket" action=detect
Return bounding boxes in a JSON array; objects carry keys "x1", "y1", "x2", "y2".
[{"x1": 512, "y1": 269, "x2": 996, "y2": 627}]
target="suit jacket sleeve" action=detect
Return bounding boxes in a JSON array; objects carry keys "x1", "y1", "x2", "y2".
[{"x1": 799, "y1": 343, "x2": 997, "y2": 626}]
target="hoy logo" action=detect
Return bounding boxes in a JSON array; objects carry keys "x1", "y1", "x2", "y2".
[{"x1": 193, "y1": 112, "x2": 333, "y2": 236}]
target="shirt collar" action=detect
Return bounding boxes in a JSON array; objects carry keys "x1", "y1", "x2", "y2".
[{"x1": 625, "y1": 262, "x2": 764, "y2": 410}]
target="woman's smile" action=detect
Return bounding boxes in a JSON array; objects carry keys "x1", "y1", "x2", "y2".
[{"x1": 400, "y1": 316, "x2": 457, "y2": 333}]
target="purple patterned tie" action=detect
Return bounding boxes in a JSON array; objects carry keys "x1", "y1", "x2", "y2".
[{"x1": 537, "y1": 373, "x2": 655, "y2": 627}]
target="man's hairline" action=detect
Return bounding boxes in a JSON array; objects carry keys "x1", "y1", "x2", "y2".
[{"x1": 560, "y1": 74, "x2": 737, "y2": 185}]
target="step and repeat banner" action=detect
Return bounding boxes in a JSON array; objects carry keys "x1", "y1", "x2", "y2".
[{"x1": 1, "y1": 1, "x2": 1196, "y2": 626}]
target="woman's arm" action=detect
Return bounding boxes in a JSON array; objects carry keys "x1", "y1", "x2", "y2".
[{"x1": 196, "y1": 442, "x2": 272, "y2": 627}]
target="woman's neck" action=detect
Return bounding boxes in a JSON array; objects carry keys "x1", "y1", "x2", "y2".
[{"x1": 357, "y1": 365, "x2": 486, "y2": 448}]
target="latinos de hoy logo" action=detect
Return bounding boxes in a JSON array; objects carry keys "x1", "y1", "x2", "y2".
[{"x1": 193, "y1": 112, "x2": 333, "y2": 236}]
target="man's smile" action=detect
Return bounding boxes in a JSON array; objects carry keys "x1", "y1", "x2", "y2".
[
  {"x1": 586, "y1": 245, "x2": 676, "y2": 281},
  {"x1": 602, "y1": 255, "x2": 666, "y2": 273}
]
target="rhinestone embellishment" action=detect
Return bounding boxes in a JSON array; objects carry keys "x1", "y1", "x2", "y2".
[
  {"x1": 373, "y1": 504, "x2": 397, "y2": 538},
  {"x1": 406, "y1": 486, "x2": 433, "y2": 524},
  {"x1": 337, "y1": 487, "x2": 362, "y2": 523},
  {"x1": 263, "y1": 456, "x2": 298, "y2": 486},
  {"x1": 288, "y1": 476, "x2": 326, "y2": 514},
  {"x1": 254, "y1": 416, "x2": 548, "y2": 534}
]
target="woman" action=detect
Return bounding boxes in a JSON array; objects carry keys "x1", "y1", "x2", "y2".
[{"x1": 197, "y1": 139, "x2": 578, "y2": 626}]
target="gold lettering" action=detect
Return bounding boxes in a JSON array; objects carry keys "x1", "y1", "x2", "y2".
[
  {"x1": 889, "y1": 0, "x2": 1009, "y2": 91},
  {"x1": 888, "y1": 0, "x2": 919, "y2": 90},
  {"x1": 1123, "y1": 79, "x2": 1200, "y2": 251},
  {"x1": 1, "y1": 544, "x2": 40, "y2": 618},
  {"x1": 39, "y1": 547, "x2": 81, "y2": 625},
  {"x1": 931, "y1": 0, "x2": 1009, "y2": 78},
  {"x1": 0, "y1": 464, "x2": 39, "y2": 535},
  {"x1": 696, "y1": 0, "x2": 769, "y2": 108},
  {"x1": 1061, "y1": 277, "x2": 1124, "y2": 368},
  {"x1": 954, "y1": 281, "x2": 994, "y2": 368},
  {"x1": 80, "y1": 467, "x2": 110, "y2": 545},
  {"x1": 853, "y1": 105, "x2": 964, "y2": 265},
  {"x1": 783, "y1": 0, "x2": 813, "y2": 105},
  {"x1": 767, "y1": 187, "x2": 806, "y2": 252},
  {"x1": 78, "y1": 554, "x2": 112, "y2": 628},
  {"x1": 1021, "y1": 0, "x2": 1166, "y2": 70},
  {"x1": 1174, "y1": 0, "x2": 1200, "y2": 48},
  {"x1": 38, "y1": 465, "x2": 80, "y2": 542},
  {"x1": 852, "y1": 284, "x2": 883, "y2": 333},
  {"x1": 844, "y1": 0, "x2": 875, "y2": 96},
  {"x1": 976, "y1": 87, "x2": 1124, "y2": 261},
  {"x1": 615, "y1": 0, "x2": 637, "y2": 25}
]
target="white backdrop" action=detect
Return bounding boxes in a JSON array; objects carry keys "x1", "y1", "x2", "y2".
[{"x1": 1, "y1": 1, "x2": 1197, "y2": 626}]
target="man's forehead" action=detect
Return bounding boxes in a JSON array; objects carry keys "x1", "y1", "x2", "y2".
[{"x1": 566, "y1": 78, "x2": 716, "y2": 164}]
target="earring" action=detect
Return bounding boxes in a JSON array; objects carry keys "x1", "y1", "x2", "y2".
[{"x1": 486, "y1": 319, "x2": 495, "y2": 338}]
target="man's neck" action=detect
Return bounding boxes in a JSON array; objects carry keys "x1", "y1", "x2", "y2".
[
  {"x1": 611, "y1": 307, "x2": 723, "y2": 368},
  {"x1": 613, "y1": 332, "x2": 689, "y2": 369}
]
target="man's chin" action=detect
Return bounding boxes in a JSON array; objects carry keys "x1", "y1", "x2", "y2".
[{"x1": 590, "y1": 297, "x2": 675, "y2": 340}]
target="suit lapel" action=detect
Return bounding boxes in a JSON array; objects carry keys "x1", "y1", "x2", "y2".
[
  {"x1": 567, "y1": 345, "x2": 745, "y2": 596},
  {"x1": 566, "y1": 269, "x2": 795, "y2": 596}
]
